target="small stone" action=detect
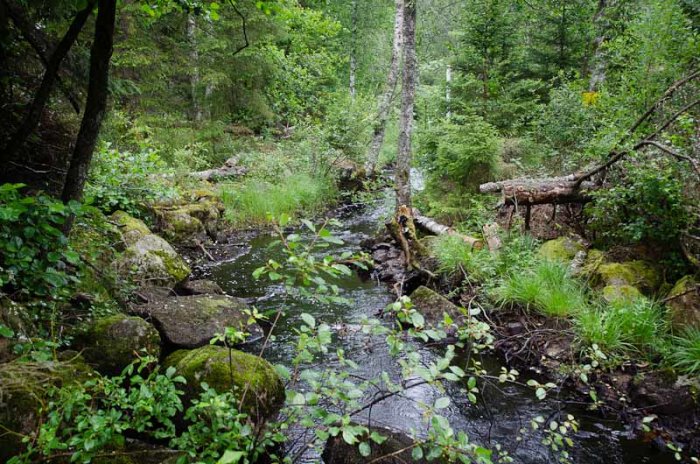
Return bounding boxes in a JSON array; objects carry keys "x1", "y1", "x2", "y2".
[
  {"x1": 409, "y1": 286, "x2": 463, "y2": 327},
  {"x1": 180, "y1": 279, "x2": 225, "y2": 295}
]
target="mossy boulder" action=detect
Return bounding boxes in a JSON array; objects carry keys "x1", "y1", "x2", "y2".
[
  {"x1": 115, "y1": 234, "x2": 191, "y2": 289},
  {"x1": 155, "y1": 208, "x2": 205, "y2": 243},
  {"x1": 0, "y1": 357, "x2": 95, "y2": 461},
  {"x1": 597, "y1": 260, "x2": 660, "y2": 294},
  {"x1": 322, "y1": 425, "x2": 432, "y2": 464},
  {"x1": 602, "y1": 284, "x2": 644, "y2": 304},
  {"x1": 111, "y1": 210, "x2": 151, "y2": 246},
  {"x1": 409, "y1": 286, "x2": 463, "y2": 327},
  {"x1": 74, "y1": 314, "x2": 161, "y2": 376},
  {"x1": 136, "y1": 295, "x2": 261, "y2": 349},
  {"x1": 164, "y1": 346, "x2": 284, "y2": 421},
  {"x1": 180, "y1": 279, "x2": 225, "y2": 296},
  {"x1": 666, "y1": 275, "x2": 700, "y2": 330},
  {"x1": 539, "y1": 237, "x2": 585, "y2": 263},
  {"x1": 152, "y1": 195, "x2": 223, "y2": 241}
]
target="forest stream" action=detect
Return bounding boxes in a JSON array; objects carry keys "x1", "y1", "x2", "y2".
[{"x1": 199, "y1": 191, "x2": 675, "y2": 464}]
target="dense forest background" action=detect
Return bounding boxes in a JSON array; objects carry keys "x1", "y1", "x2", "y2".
[{"x1": 0, "y1": 0, "x2": 699, "y2": 463}]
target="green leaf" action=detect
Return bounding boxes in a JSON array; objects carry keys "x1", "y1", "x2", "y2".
[
  {"x1": 434, "y1": 397, "x2": 450, "y2": 409},
  {"x1": 412, "y1": 446, "x2": 424, "y2": 460},
  {"x1": 0, "y1": 324, "x2": 14, "y2": 338},
  {"x1": 217, "y1": 450, "x2": 245, "y2": 464},
  {"x1": 300, "y1": 313, "x2": 315, "y2": 329},
  {"x1": 358, "y1": 442, "x2": 371, "y2": 457}
]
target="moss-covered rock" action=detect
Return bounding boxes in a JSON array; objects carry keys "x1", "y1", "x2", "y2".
[
  {"x1": 136, "y1": 295, "x2": 261, "y2": 349},
  {"x1": 597, "y1": 260, "x2": 660, "y2": 294},
  {"x1": 539, "y1": 237, "x2": 585, "y2": 263},
  {"x1": 180, "y1": 279, "x2": 225, "y2": 296},
  {"x1": 0, "y1": 357, "x2": 95, "y2": 461},
  {"x1": 115, "y1": 233, "x2": 191, "y2": 289},
  {"x1": 164, "y1": 346, "x2": 284, "y2": 420},
  {"x1": 74, "y1": 314, "x2": 161, "y2": 376},
  {"x1": 409, "y1": 286, "x2": 463, "y2": 327},
  {"x1": 111, "y1": 210, "x2": 151, "y2": 246},
  {"x1": 581, "y1": 249, "x2": 606, "y2": 277},
  {"x1": 156, "y1": 208, "x2": 205, "y2": 242},
  {"x1": 666, "y1": 275, "x2": 700, "y2": 329},
  {"x1": 602, "y1": 284, "x2": 644, "y2": 304}
]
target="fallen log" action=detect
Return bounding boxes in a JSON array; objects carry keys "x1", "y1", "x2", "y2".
[
  {"x1": 479, "y1": 178, "x2": 595, "y2": 206},
  {"x1": 190, "y1": 156, "x2": 248, "y2": 181},
  {"x1": 412, "y1": 209, "x2": 483, "y2": 249}
]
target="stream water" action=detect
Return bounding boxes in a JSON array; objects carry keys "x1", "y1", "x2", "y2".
[{"x1": 204, "y1": 191, "x2": 673, "y2": 464}]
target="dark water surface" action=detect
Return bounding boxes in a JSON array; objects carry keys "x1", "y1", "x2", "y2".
[{"x1": 206, "y1": 192, "x2": 672, "y2": 464}]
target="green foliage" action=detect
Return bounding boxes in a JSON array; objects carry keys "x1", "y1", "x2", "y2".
[
  {"x1": 0, "y1": 184, "x2": 82, "y2": 301},
  {"x1": 220, "y1": 173, "x2": 337, "y2": 227},
  {"x1": 494, "y1": 260, "x2": 588, "y2": 317},
  {"x1": 574, "y1": 298, "x2": 665, "y2": 357},
  {"x1": 85, "y1": 143, "x2": 179, "y2": 217},
  {"x1": 667, "y1": 328, "x2": 700, "y2": 375},
  {"x1": 586, "y1": 157, "x2": 692, "y2": 246},
  {"x1": 419, "y1": 114, "x2": 501, "y2": 192}
]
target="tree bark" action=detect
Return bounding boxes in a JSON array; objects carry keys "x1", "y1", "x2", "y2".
[
  {"x1": 395, "y1": 0, "x2": 416, "y2": 209},
  {"x1": 187, "y1": 14, "x2": 202, "y2": 123},
  {"x1": 479, "y1": 177, "x2": 595, "y2": 206},
  {"x1": 2, "y1": 0, "x2": 94, "y2": 163},
  {"x1": 349, "y1": 0, "x2": 358, "y2": 101},
  {"x1": 365, "y1": 0, "x2": 404, "y2": 174},
  {"x1": 1, "y1": 0, "x2": 82, "y2": 113},
  {"x1": 61, "y1": 0, "x2": 116, "y2": 207},
  {"x1": 412, "y1": 209, "x2": 484, "y2": 249},
  {"x1": 588, "y1": 0, "x2": 608, "y2": 92}
]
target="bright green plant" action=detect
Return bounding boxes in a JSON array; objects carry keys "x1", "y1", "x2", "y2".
[{"x1": 667, "y1": 328, "x2": 700, "y2": 375}]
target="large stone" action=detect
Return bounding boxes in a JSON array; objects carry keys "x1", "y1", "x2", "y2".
[
  {"x1": 585, "y1": 257, "x2": 661, "y2": 296},
  {"x1": 137, "y1": 295, "x2": 260, "y2": 349},
  {"x1": 602, "y1": 284, "x2": 644, "y2": 304},
  {"x1": 0, "y1": 356, "x2": 95, "y2": 461},
  {"x1": 164, "y1": 345, "x2": 284, "y2": 421},
  {"x1": 74, "y1": 314, "x2": 161, "y2": 376},
  {"x1": 539, "y1": 237, "x2": 585, "y2": 263},
  {"x1": 409, "y1": 286, "x2": 463, "y2": 327},
  {"x1": 322, "y1": 425, "x2": 431, "y2": 464},
  {"x1": 155, "y1": 208, "x2": 205, "y2": 243},
  {"x1": 666, "y1": 275, "x2": 700, "y2": 329},
  {"x1": 111, "y1": 210, "x2": 151, "y2": 246},
  {"x1": 179, "y1": 279, "x2": 225, "y2": 296},
  {"x1": 115, "y1": 234, "x2": 191, "y2": 289}
]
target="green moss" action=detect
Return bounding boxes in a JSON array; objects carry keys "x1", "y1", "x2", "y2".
[
  {"x1": 152, "y1": 249, "x2": 191, "y2": 283},
  {"x1": 111, "y1": 211, "x2": 151, "y2": 246},
  {"x1": 602, "y1": 284, "x2": 643, "y2": 304},
  {"x1": 409, "y1": 286, "x2": 462, "y2": 325},
  {"x1": 539, "y1": 237, "x2": 584, "y2": 263},
  {"x1": 158, "y1": 209, "x2": 204, "y2": 242},
  {"x1": 598, "y1": 260, "x2": 660, "y2": 293},
  {"x1": 164, "y1": 346, "x2": 284, "y2": 419},
  {"x1": 667, "y1": 275, "x2": 700, "y2": 329}
]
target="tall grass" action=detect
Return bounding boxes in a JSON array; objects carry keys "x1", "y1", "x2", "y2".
[
  {"x1": 575, "y1": 298, "x2": 665, "y2": 357},
  {"x1": 667, "y1": 328, "x2": 700, "y2": 375},
  {"x1": 220, "y1": 172, "x2": 337, "y2": 226},
  {"x1": 494, "y1": 260, "x2": 588, "y2": 317}
]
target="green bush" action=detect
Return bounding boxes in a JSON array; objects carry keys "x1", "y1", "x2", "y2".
[
  {"x1": 85, "y1": 143, "x2": 179, "y2": 217},
  {"x1": 586, "y1": 157, "x2": 691, "y2": 246},
  {"x1": 0, "y1": 184, "x2": 82, "y2": 300},
  {"x1": 419, "y1": 114, "x2": 501, "y2": 192}
]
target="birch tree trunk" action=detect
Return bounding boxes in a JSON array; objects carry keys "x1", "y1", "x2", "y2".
[
  {"x1": 588, "y1": 0, "x2": 609, "y2": 92},
  {"x1": 349, "y1": 0, "x2": 358, "y2": 101},
  {"x1": 365, "y1": 0, "x2": 404, "y2": 174},
  {"x1": 61, "y1": 0, "x2": 116, "y2": 207},
  {"x1": 187, "y1": 14, "x2": 202, "y2": 123},
  {"x1": 395, "y1": 0, "x2": 416, "y2": 209}
]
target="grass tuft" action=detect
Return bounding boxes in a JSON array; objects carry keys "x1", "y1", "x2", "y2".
[{"x1": 667, "y1": 328, "x2": 700, "y2": 375}]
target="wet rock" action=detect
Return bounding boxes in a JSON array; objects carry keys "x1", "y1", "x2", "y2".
[
  {"x1": 179, "y1": 279, "x2": 225, "y2": 296},
  {"x1": 0, "y1": 356, "x2": 96, "y2": 461},
  {"x1": 666, "y1": 275, "x2": 700, "y2": 329},
  {"x1": 74, "y1": 314, "x2": 161, "y2": 376},
  {"x1": 409, "y1": 286, "x2": 463, "y2": 327},
  {"x1": 136, "y1": 295, "x2": 261, "y2": 349},
  {"x1": 539, "y1": 237, "x2": 585, "y2": 263},
  {"x1": 322, "y1": 425, "x2": 431, "y2": 464},
  {"x1": 164, "y1": 345, "x2": 284, "y2": 421},
  {"x1": 111, "y1": 211, "x2": 191, "y2": 289},
  {"x1": 629, "y1": 372, "x2": 696, "y2": 415}
]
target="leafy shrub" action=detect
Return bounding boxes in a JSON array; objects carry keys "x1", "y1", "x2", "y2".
[
  {"x1": 667, "y1": 328, "x2": 700, "y2": 375},
  {"x1": 0, "y1": 184, "x2": 82, "y2": 300},
  {"x1": 494, "y1": 260, "x2": 587, "y2": 317},
  {"x1": 586, "y1": 157, "x2": 691, "y2": 246},
  {"x1": 419, "y1": 114, "x2": 501, "y2": 192},
  {"x1": 85, "y1": 143, "x2": 179, "y2": 217},
  {"x1": 575, "y1": 298, "x2": 665, "y2": 357}
]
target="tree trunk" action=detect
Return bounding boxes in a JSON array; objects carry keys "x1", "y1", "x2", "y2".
[
  {"x1": 2, "y1": 0, "x2": 94, "y2": 162},
  {"x1": 365, "y1": 0, "x2": 404, "y2": 174},
  {"x1": 445, "y1": 64, "x2": 452, "y2": 119},
  {"x1": 412, "y1": 209, "x2": 483, "y2": 249},
  {"x1": 349, "y1": 0, "x2": 358, "y2": 101},
  {"x1": 588, "y1": 0, "x2": 608, "y2": 92},
  {"x1": 1, "y1": 0, "x2": 82, "y2": 114},
  {"x1": 187, "y1": 14, "x2": 202, "y2": 123},
  {"x1": 479, "y1": 177, "x2": 595, "y2": 206},
  {"x1": 61, "y1": 0, "x2": 116, "y2": 207},
  {"x1": 395, "y1": 0, "x2": 416, "y2": 209}
]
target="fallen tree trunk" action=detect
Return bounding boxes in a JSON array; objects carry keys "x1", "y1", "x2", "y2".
[
  {"x1": 412, "y1": 208, "x2": 483, "y2": 249},
  {"x1": 189, "y1": 156, "x2": 247, "y2": 181},
  {"x1": 479, "y1": 178, "x2": 596, "y2": 206}
]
